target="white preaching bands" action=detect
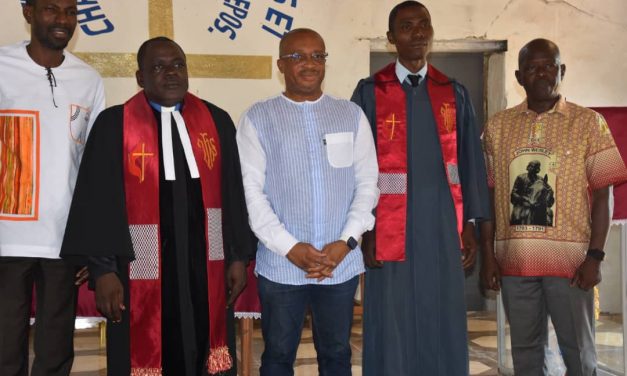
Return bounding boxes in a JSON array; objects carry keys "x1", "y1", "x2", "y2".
[{"x1": 160, "y1": 106, "x2": 200, "y2": 181}]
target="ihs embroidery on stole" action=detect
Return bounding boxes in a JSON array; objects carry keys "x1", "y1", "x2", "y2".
[
  {"x1": 440, "y1": 103, "x2": 455, "y2": 133},
  {"x1": 197, "y1": 133, "x2": 218, "y2": 170}
]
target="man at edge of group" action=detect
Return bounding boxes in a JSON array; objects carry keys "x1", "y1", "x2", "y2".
[
  {"x1": 237, "y1": 28, "x2": 379, "y2": 376},
  {"x1": 0, "y1": 0, "x2": 105, "y2": 375},
  {"x1": 61, "y1": 37, "x2": 256, "y2": 376},
  {"x1": 481, "y1": 38, "x2": 627, "y2": 376},
  {"x1": 351, "y1": 1, "x2": 490, "y2": 375}
]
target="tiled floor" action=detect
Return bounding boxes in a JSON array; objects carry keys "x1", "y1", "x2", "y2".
[
  {"x1": 28, "y1": 312, "x2": 501, "y2": 375},
  {"x1": 269, "y1": 312, "x2": 501, "y2": 376},
  {"x1": 28, "y1": 312, "x2": 625, "y2": 375}
]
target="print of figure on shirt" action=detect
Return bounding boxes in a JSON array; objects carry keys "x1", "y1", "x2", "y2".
[{"x1": 510, "y1": 159, "x2": 555, "y2": 227}]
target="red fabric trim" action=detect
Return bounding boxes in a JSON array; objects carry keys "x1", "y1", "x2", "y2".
[
  {"x1": 207, "y1": 346, "x2": 232, "y2": 374},
  {"x1": 233, "y1": 262, "x2": 261, "y2": 314},
  {"x1": 427, "y1": 66, "x2": 464, "y2": 243},
  {"x1": 123, "y1": 92, "x2": 162, "y2": 371},
  {"x1": 181, "y1": 93, "x2": 231, "y2": 374},
  {"x1": 373, "y1": 63, "x2": 463, "y2": 261},
  {"x1": 590, "y1": 107, "x2": 627, "y2": 220},
  {"x1": 374, "y1": 63, "x2": 408, "y2": 261},
  {"x1": 130, "y1": 368, "x2": 162, "y2": 376},
  {"x1": 123, "y1": 92, "x2": 232, "y2": 373}
]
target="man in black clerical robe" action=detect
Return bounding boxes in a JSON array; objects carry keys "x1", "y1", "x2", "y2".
[{"x1": 61, "y1": 37, "x2": 255, "y2": 376}]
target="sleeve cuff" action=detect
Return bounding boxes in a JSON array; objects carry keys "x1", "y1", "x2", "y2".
[
  {"x1": 272, "y1": 231, "x2": 299, "y2": 257},
  {"x1": 87, "y1": 256, "x2": 118, "y2": 290},
  {"x1": 341, "y1": 221, "x2": 367, "y2": 244}
]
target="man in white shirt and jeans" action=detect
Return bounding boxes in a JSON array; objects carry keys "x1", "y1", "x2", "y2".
[
  {"x1": 0, "y1": 1, "x2": 105, "y2": 375},
  {"x1": 237, "y1": 28, "x2": 379, "y2": 375}
]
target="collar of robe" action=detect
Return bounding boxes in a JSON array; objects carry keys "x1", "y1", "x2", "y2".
[{"x1": 149, "y1": 101, "x2": 200, "y2": 181}]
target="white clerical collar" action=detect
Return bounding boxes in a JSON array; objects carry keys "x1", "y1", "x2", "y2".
[
  {"x1": 150, "y1": 101, "x2": 199, "y2": 181},
  {"x1": 395, "y1": 59, "x2": 428, "y2": 85}
]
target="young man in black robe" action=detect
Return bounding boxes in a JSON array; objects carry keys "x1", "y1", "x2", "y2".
[
  {"x1": 351, "y1": 1, "x2": 490, "y2": 375},
  {"x1": 61, "y1": 37, "x2": 255, "y2": 376}
]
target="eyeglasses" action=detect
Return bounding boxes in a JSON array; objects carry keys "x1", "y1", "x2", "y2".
[{"x1": 280, "y1": 52, "x2": 328, "y2": 64}]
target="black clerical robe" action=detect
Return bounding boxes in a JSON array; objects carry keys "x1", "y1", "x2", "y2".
[
  {"x1": 352, "y1": 72, "x2": 490, "y2": 376},
  {"x1": 61, "y1": 97, "x2": 256, "y2": 376}
]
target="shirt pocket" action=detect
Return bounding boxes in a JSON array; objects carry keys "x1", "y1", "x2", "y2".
[{"x1": 324, "y1": 132, "x2": 354, "y2": 168}]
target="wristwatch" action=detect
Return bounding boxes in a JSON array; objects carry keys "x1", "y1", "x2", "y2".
[
  {"x1": 586, "y1": 248, "x2": 605, "y2": 261},
  {"x1": 346, "y1": 236, "x2": 358, "y2": 250}
]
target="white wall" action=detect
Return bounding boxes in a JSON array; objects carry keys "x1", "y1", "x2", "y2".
[
  {"x1": 600, "y1": 225, "x2": 622, "y2": 314},
  {"x1": 4, "y1": 0, "x2": 626, "y2": 311},
  {"x1": 3, "y1": 0, "x2": 625, "y2": 122}
]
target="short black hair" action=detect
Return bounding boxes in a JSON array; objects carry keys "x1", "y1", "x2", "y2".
[
  {"x1": 23, "y1": 0, "x2": 35, "y2": 6},
  {"x1": 136, "y1": 36, "x2": 185, "y2": 69},
  {"x1": 388, "y1": 1, "x2": 428, "y2": 32}
]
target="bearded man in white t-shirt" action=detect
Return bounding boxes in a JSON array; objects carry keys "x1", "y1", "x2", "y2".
[{"x1": 0, "y1": 0, "x2": 105, "y2": 375}]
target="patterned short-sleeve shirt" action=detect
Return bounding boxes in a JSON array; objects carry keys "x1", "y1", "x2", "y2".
[{"x1": 483, "y1": 97, "x2": 627, "y2": 278}]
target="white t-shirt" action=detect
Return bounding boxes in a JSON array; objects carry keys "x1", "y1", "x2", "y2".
[{"x1": 0, "y1": 41, "x2": 105, "y2": 259}]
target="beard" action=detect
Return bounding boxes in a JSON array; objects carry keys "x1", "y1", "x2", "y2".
[{"x1": 34, "y1": 25, "x2": 74, "y2": 51}]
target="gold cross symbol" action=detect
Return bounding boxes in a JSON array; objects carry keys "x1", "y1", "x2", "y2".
[
  {"x1": 130, "y1": 143, "x2": 154, "y2": 183},
  {"x1": 385, "y1": 113, "x2": 400, "y2": 140},
  {"x1": 74, "y1": 0, "x2": 271, "y2": 79}
]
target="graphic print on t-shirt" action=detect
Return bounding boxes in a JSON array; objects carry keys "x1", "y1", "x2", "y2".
[
  {"x1": 0, "y1": 110, "x2": 40, "y2": 220},
  {"x1": 509, "y1": 147, "x2": 557, "y2": 231},
  {"x1": 69, "y1": 104, "x2": 91, "y2": 144}
]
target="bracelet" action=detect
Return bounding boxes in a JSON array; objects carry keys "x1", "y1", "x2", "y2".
[{"x1": 586, "y1": 248, "x2": 605, "y2": 261}]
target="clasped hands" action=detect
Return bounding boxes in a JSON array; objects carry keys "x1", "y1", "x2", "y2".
[{"x1": 286, "y1": 241, "x2": 350, "y2": 281}]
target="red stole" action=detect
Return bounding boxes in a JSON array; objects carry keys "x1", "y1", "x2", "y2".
[
  {"x1": 122, "y1": 92, "x2": 231, "y2": 375},
  {"x1": 374, "y1": 63, "x2": 464, "y2": 261}
]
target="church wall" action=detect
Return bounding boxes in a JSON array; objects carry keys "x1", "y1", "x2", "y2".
[
  {"x1": 2, "y1": 0, "x2": 625, "y2": 120},
  {"x1": 3, "y1": 0, "x2": 626, "y2": 312}
]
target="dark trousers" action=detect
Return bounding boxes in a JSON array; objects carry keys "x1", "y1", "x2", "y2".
[
  {"x1": 0, "y1": 257, "x2": 78, "y2": 376},
  {"x1": 257, "y1": 275, "x2": 358, "y2": 376}
]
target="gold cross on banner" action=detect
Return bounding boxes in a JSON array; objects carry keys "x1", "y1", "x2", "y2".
[{"x1": 74, "y1": 0, "x2": 272, "y2": 79}]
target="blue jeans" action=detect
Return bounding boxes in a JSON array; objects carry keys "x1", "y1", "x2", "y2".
[{"x1": 258, "y1": 275, "x2": 359, "y2": 376}]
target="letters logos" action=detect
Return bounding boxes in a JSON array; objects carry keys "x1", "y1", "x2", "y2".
[{"x1": 197, "y1": 133, "x2": 218, "y2": 170}]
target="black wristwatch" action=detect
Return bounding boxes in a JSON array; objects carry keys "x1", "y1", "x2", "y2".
[
  {"x1": 346, "y1": 237, "x2": 358, "y2": 250},
  {"x1": 586, "y1": 248, "x2": 605, "y2": 262}
]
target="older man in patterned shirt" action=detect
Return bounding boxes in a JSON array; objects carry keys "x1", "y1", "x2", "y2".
[{"x1": 481, "y1": 38, "x2": 627, "y2": 376}]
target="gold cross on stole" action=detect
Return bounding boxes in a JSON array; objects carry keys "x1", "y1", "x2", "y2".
[
  {"x1": 385, "y1": 113, "x2": 400, "y2": 140},
  {"x1": 130, "y1": 143, "x2": 154, "y2": 183},
  {"x1": 74, "y1": 0, "x2": 271, "y2": 79}
]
